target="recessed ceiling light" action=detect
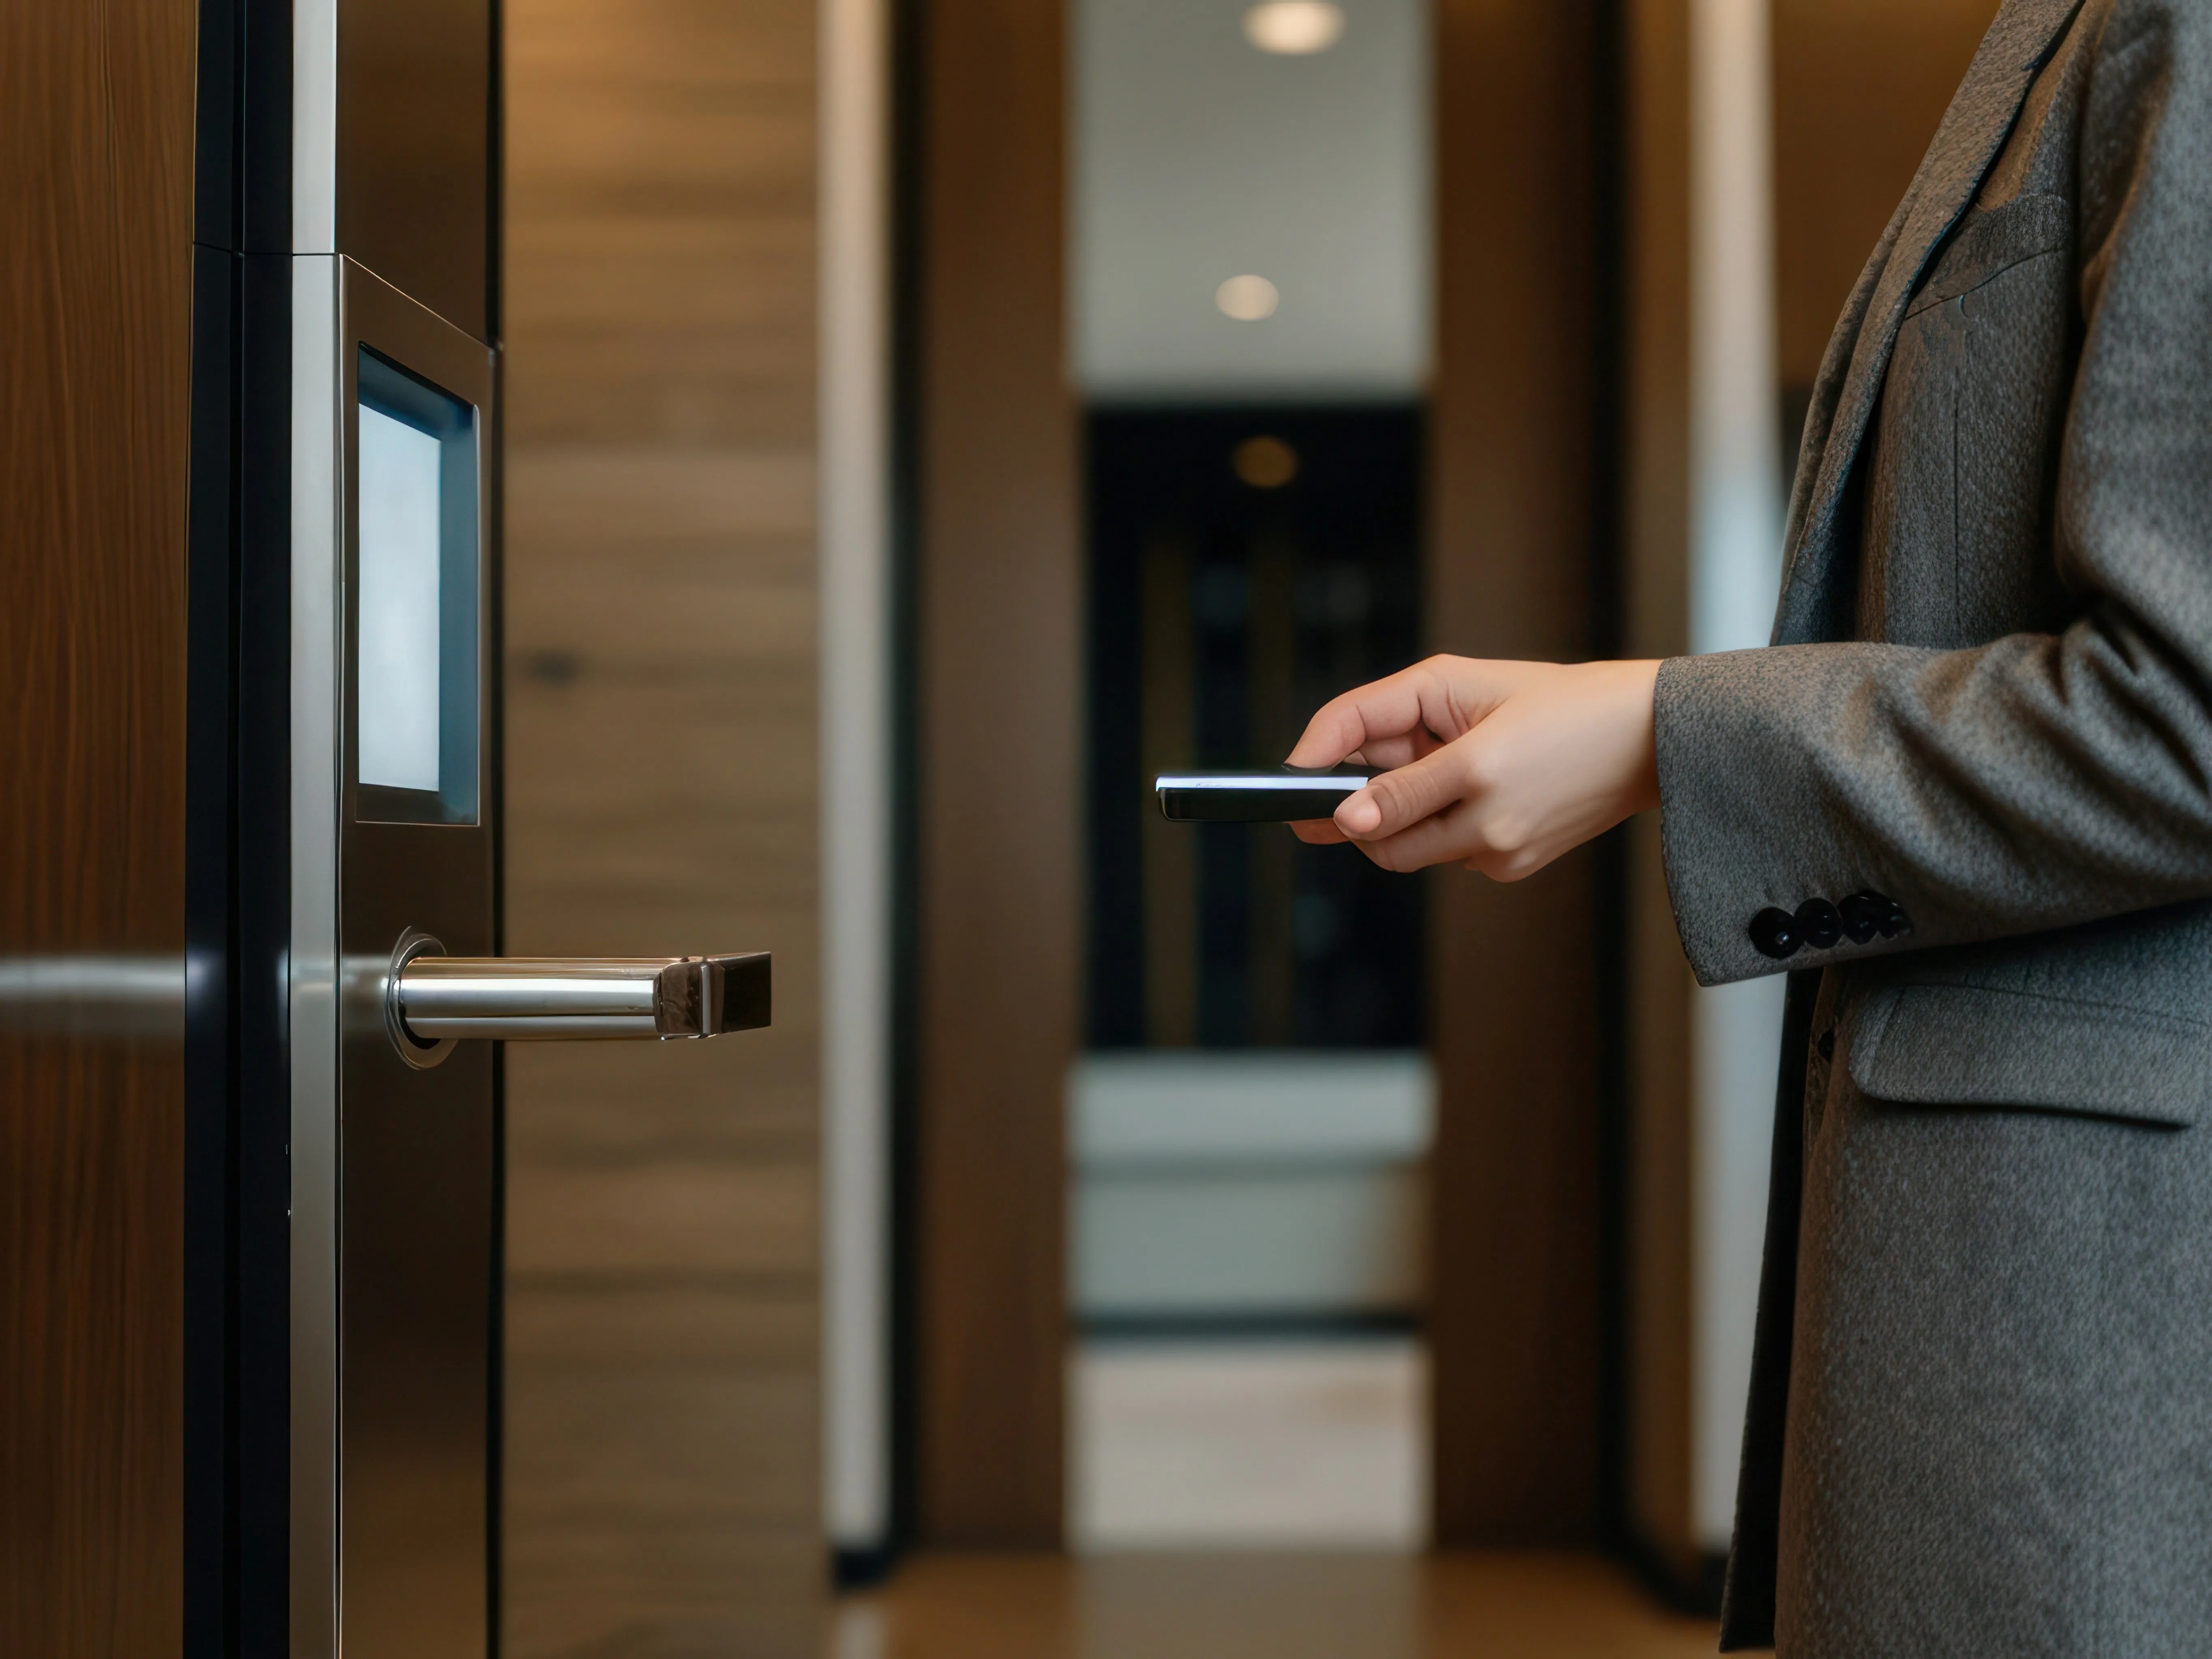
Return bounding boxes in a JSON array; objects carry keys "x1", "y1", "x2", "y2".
[
  {"x1": 1244, "y1": 0, "x2": 1346, "y2": 55},
  {"x1": 1233, "y1": 435, "x2": 1299, "y2": 488},
  {"x1": 1215, "y1": 274, "x2": 1280, "y2": 321}
]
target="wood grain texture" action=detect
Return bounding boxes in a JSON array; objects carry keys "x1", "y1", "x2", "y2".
[
  {"x1": 0, "y1": 0, "x2": 197, "y2": 1650},
  {"x1": 1426, "y1": 0, "x2": 1610, "y2": 1545},
  {"x1": 502, "y1": 0, "x2": 822, "y2": 1650},
  {"x1": 837, "y1": 1551, "x2": 1720, "y2": 1657},
  {"x1": 911, "y1": 0, "x2": 1081, "y2": 1546}
]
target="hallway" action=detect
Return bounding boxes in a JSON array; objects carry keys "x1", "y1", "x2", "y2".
[{"x1": 832, "y1": 1553, "x2": 1725, "y2": 1658}]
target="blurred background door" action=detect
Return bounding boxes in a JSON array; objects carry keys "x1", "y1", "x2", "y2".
[
  {"x1": 901, "y1": 0, "x2": 1619, "y2": 1558},
  {"x1": 1067, "y1": 0, "x2": 1434, "y2": 1550}
]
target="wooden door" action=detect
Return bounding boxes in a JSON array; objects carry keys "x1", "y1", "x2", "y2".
[{"x1": 0, "y1": 0, "x2": 200, "y2": 1651}]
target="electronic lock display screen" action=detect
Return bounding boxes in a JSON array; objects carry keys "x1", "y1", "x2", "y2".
[{"x1": 355, "y1": 348, "x2": 480, "y2": 824}]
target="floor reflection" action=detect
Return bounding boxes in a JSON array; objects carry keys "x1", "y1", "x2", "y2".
[
  {"x1": 831, "y1": 1552, "x2": 1725, "y2": 1659},
  {"x1": 1071, "y1": 1336, "x2": 1425, "y2": 1549}
]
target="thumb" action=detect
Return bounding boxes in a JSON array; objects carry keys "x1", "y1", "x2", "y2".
[{"x1": 1336, "y1": 743, "x2": 1470, "y2": 840}]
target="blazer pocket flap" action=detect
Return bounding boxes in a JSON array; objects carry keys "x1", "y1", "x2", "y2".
[{"x1": 1849, "y1": 981, "x2": 2206, "y2": 1127}]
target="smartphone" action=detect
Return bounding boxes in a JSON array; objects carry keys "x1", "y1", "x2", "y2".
[{"x1": 1154, "y1": 764, "x2": 1378, "y2": 823}]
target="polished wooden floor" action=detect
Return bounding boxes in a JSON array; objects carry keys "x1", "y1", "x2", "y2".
[{"x1": 832, "y1": 1553, "x2": 1732, "y2": 1659}]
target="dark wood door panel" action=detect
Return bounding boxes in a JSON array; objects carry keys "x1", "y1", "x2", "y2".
[
  {"x1": 0, "y1": 0, "x2": 197, "y2": 1650},
  {"x1": 911, "y1": 0, "x2": 1081, "y2": 1548},
  {"x1": 1428, "y1": 0, "x2": 1611, "y2": 1544}
]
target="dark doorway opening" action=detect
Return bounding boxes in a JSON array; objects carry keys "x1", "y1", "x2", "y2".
[{"x1": 1086, "y1": 405, "x2": 1427, "y2": 1052}]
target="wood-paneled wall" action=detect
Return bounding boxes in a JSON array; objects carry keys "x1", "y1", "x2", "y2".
[
  {"x1": 502, "y1": 1, "x2": 822, "y2": 1650},
  {"x1": 1427, "y1": 0, "x2": 1613, "y2": 1546},
  {"x1": 0, "y1": 0, "x2": 196, "y2": 1650}
]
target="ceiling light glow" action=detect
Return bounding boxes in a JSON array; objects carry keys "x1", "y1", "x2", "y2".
[
  {"x1": 1233, "y1": 436, "x2": 1299, "y2": 488},
  {"x1": 1215, "y1": 274, "x2": 1280, "y2": 321},
  {"x1": 1243, "y1": 0, "x2": 1346, "y2": 55}
]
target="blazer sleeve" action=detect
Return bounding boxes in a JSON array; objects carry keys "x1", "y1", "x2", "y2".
[{"x1": 1655, "y1": 0, "x2": 2212, "y2": 987}]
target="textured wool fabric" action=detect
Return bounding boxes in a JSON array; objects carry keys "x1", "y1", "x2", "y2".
[
  {"x1": 1660, "y1": 0, "x2": 2212, "y2": 994},
  {"x1": 1780, "y1": 981, "x2": 2212, "y2": 1657},
  {"x1": 1648, "y1": 0, "x2": 2212, "y2": 1650}
]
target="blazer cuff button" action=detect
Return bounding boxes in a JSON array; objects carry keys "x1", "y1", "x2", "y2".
[
  {"x1": 1795, "y1": 897, "x2": 1843, "y2": 950},
  {"x1": 1748, "y1": 906, "x2": 1802, "y2": 959},
  {"x1": 1838, "y1": 891, "x2": 1886, "y2": 943}
]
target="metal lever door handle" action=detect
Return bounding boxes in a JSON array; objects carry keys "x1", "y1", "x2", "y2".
[{"x1": 386, "y1": 931, "x2": 770, "y2": 1066}]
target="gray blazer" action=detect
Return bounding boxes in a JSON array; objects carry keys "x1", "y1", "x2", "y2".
[{"x1": 1652, "y1": 0, "x2": 2212, "y2": 1650}]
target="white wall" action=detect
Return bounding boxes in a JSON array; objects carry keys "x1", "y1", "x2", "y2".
[
  {"x1": 819, "y1": 0, "x2": 894, "y2": 1558},
  {"x1": 1072, "y1": 0, "x2": 1432, "y2": 400},
  {"x1": 1070, "y1": 1051, "x2": 1433, "y2": 1318},
  {"x1": 1686, "y1": 0, "x2": 1785, "y2": 1554}
]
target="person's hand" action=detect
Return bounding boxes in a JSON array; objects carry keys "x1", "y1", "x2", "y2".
[{"x1": 1285, "y1": 655, "x2": 1662, "y2": 879}]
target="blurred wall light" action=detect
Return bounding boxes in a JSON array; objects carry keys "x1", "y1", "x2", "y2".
[
  {"x1": 1232, "y1": 434, "x2": 1299, "y2": 487},
  {"x1": 1216, "y1": 273, "x2": 1280, "y2": 320},
  {"x1": 1243, "y1": 0, "x2": 1346, "y2": 55}
]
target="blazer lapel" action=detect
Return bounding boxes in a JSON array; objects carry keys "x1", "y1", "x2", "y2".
[{"x1": 1770, "y1": 0, "x2": 2086, "y2": 644}]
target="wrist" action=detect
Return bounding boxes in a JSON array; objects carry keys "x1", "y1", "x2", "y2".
[{"x1": 1616, "y1": 658, "x2": 1662, "y2": 816}]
